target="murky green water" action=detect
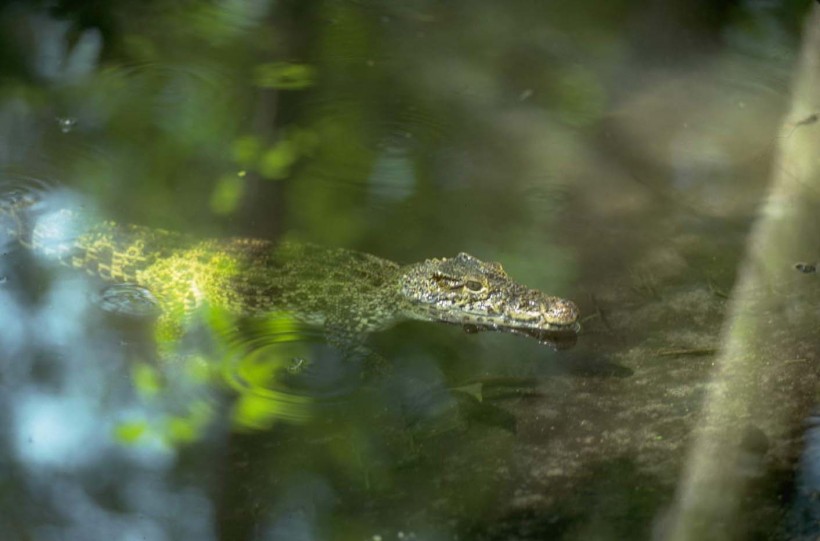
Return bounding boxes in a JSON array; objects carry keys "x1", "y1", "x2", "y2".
[{"x1": 0, "y1": 1, "x2": 817, "y2": 540}]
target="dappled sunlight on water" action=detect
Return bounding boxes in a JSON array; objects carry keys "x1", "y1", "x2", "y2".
[
  {"x1": 216, "y1": 312, "x2": 363, "y2": 428},
  {"x1": 0, "y1": 0, "x2": 818, "y2": 540},
  {"x1": 0, "y1": 273, "x2": 217, "y2": 539}
]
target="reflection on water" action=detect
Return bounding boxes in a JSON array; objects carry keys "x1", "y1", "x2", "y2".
[
  {"x1": 0, "y1": 0, "x2": 817, "y2": 540},
  {"x1": 95, "y1": 282, "x2": 163, "y2": 317},
  {"x1": 0, "y1": 267, "x2": 215, "y2": 539},
  {"x1": 220, "y1": 312, "x2": 363, "y2": 428}
]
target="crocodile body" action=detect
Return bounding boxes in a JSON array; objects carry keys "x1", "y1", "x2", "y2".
[{"x1": 0, "y1": 191, "x2": 579, "y2": 345}]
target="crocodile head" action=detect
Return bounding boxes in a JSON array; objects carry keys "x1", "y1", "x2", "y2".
[{"x1": 399, "y1": 253, "x2": 579, "y2": 346}]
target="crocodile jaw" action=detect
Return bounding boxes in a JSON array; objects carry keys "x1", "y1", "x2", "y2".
[{"x1": 404, "y1": 293, "x2": 580, "y2": 333}]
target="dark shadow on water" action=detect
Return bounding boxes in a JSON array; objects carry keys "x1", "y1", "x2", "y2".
[{"x1": 557, "y1": 354, "x2": 634, "y2": 379}]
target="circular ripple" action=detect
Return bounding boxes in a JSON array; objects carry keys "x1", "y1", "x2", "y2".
[
  {"x1": 94, "y1": 283, "x2": 163, "y2": 318},
  {"x1": 218, "y1": 313, "x2": 366, "y2": 427}
]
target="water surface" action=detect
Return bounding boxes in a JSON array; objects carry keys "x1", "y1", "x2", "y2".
[{"x1": 0, "y1": 1, "x2": 815, "y2": 540}]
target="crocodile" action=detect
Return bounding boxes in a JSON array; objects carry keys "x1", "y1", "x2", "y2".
[{"x1": 0, "y1": 188, "x2": 580, "y2": 348}]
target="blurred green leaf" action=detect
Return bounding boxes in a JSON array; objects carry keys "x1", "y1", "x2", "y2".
[
  {"x1": 167, "y1": 416, "x2": 198, "y2": 443},
  {"x1": 253, "y1": 62, "x2": 316, "y2": 90},
  {"x1": 166, "y1": 401, "x2": 213, "y2": 444},
  {"x1": 258, "y1": 139, "x2": 298, "y2": 180},
  {"x1": 232, "y1": 393, "x2": 281, "y2": 430},
  {"x1": 210, "y1": 173, "x2": 245, "y2": 214},
  {"x1": 231, "y1": 135, "x2": 263, "y2": 166},
  {"x1": 114, "y1": 421, "x2": 148, "y2": 444},
  {"x1": 132, "y1": 362, "x2": 163, "y2": 396}
]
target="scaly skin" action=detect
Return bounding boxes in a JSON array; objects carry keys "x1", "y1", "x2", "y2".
[{"x1": 2, "y1": 197, "x2": 580, "y2": 345}]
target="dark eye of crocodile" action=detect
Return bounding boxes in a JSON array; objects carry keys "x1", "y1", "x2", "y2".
[{"x1": 465, "y1": 280, "x2": 483, "y2": 292}]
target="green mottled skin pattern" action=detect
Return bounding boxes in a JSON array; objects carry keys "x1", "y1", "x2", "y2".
[{"x1": 3, "y1": 201, "x2": 580, "y2": 343}]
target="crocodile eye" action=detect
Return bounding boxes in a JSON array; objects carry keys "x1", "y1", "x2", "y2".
[{"x1": 465, "y1": 280, "x2": 483, "y2": 291}]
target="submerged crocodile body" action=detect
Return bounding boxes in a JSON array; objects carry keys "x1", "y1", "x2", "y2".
[{"x1": 0, "y1": 190, "x2": 579, "y2": 346}]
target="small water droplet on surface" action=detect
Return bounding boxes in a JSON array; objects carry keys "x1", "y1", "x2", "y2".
[{"x1": 55, "y1": 117, "x2": 78, "y2": 133}]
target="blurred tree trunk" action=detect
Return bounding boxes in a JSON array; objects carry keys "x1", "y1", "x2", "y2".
[{"x1": 663, "y1": 5, "x2": 820, "y2": 540}]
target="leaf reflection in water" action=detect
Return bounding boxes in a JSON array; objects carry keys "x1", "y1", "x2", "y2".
[{"x1": 212, "y1": 310, "x2": 366, "y2": 430}]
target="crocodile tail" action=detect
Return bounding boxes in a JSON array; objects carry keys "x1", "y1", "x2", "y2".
[{"x1": 0, "y1": 177, "x2": 187, "y2": 281}]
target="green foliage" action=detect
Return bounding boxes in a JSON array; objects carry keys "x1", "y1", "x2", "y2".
[
  {"x1": 166, "y1": 401, "x2": 213, "y2": 444},
  {"x1": 210, "y1": 173, "x2": 246, "y2": 215},
  {"x1": 258, "y1": 138, "x2": 299, "y2": 180},
  {"x1": 253, "y1": 62, "x2": 316, "y2": 90},
  {"x1": 114, "y1": 421, "x2": 148, "y2": 444},
  {"x1": 132, "y1": 362, "x2": 163, "y2": 397},
  {"x1": 231, "y1": 135, "x2": 263, "y2": 167},
  {"x1": 224, "y1": 334, "x2": 315, "y2": 429}
]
